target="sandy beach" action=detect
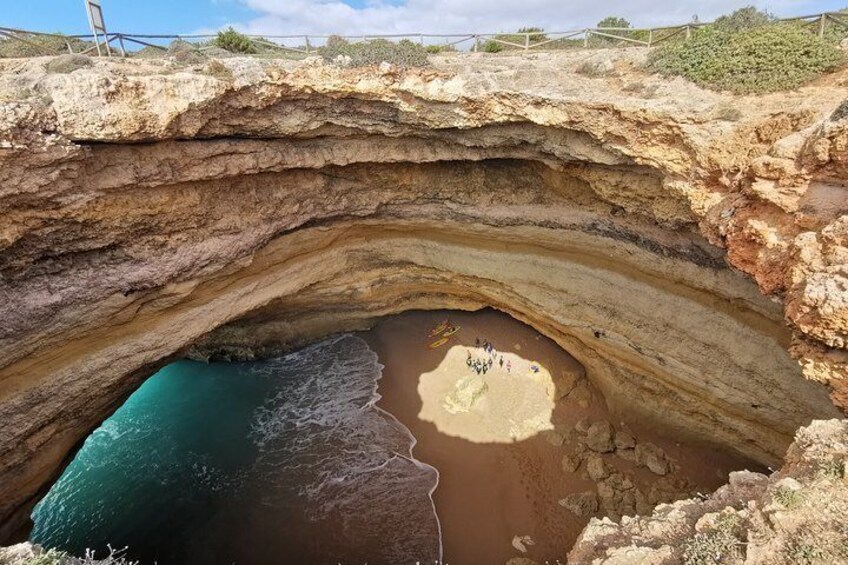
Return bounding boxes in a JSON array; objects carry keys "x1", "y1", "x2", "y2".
[{"x1": 364, "y1": 309, "x2": 757, "y2": 565}]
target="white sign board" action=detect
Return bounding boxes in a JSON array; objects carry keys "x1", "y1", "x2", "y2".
[
  {"x1": 83, "y1": 0, "x2": 111, "y2": 55},
  {"x1": 88, "y1": 1, "x2": 105, "y2": 30}
]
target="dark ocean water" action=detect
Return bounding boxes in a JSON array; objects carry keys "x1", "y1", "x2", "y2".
[{"x1": 30, "y1": 335, "x2": 441, "y2": 565}]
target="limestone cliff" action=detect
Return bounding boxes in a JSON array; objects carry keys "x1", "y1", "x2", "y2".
[{"x1": 0, "y1": 49, "x2": 846, "y2": 545}]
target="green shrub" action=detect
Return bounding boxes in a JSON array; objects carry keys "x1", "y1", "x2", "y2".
[
  {"x1": 787, "y1": 542, "x2": 826, "y2": 564},
  {"x1": 774, "y1": 485, "x2": 804, "y2": 508},
  {"x1": 517, "y1": 27, "x2": 547, "y2": 43},
  {"x1": 822, "y1": 11, "x2": 848, "y2": 45},
  {"x1": 683, "y1": 515, "x2": 743, "y2": 564},
  {"x1": 320, "y1": 36, "x2": 429, "y2": 67},
  {"x1": 597, "y1": 16, "x2": 632, "y2": 29},
  {"x1": 649, "y1": 20, "x2": 844, "y2": 94},
  {"x1": 214, "y1": 27, "x2": 257, "y2": 54},
  {"x1": 482, "y1": 39, "x2": 503, "y2": 53},
  {"x1": 714, "y1": 6, "x2": 773, "y2": 32},
  {"x1": 591, "y1": 16, "x2": 649, "y2": 47},
  {"x1": 426, "y1": 44, "x2": 457, "y2": 54}
]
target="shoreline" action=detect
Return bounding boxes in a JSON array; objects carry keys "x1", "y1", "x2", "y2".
[
  {"x1": 369, "y1": 363, "x2": 445, "y2": 564},
  {"x1": 363, "y1": 308, "x2": 758, "y2": 564}
]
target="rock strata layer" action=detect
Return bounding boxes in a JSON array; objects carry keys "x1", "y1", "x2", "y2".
[{"x1": 0, "y1": 50, "x2": 846, "y2": 542}]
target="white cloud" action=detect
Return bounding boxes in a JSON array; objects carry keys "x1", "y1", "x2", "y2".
[{"x1": 224, "y1": 0, "x2": 831, "y2": 39}]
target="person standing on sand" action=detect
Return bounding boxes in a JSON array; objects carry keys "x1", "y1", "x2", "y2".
[
  {"x1": 507, "y1": 360, "x2": 511, "y2": 373},
  {"x1": 476, "y1": 337, "x2": 481, "y2": 347},
  {"x1": 499, "y1": 356, "x2": 504, "y2": 368}
]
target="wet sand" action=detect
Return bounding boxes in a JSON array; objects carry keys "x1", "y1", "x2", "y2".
[{"x1": 364, "y1": 309, "x2": 758, "y2": 564}]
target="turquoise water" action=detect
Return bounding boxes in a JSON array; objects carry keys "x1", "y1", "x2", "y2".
[{"x1": 31, "y1": 335, "x2": 441, "y2": 564}]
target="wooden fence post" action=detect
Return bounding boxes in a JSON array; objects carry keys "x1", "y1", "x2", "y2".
[
  {"x1": 583, "y1": 29, "x2": 589, "y2": 48},
  {"x1": 818, "y1": 14, "x2": 827, "y2": 37},
  {"x1": 648, "y1": 29, "x2": 653, "y2": 47},
  {"x1": 524, "y1": 33, "x2": 529, "y2": 50}
]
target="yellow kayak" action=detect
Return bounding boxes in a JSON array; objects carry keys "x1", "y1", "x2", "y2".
[
  {"x1": 442, "y1": 326, "x2": 461, "y2": 337},
  {"x1": 429, "y1": 337, "x2": 450, "y2": 349}
]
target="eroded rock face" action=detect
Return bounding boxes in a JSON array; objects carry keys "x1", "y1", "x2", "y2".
[{"x1": 0, "y1": 52, "x2": 845, "y2": 542}]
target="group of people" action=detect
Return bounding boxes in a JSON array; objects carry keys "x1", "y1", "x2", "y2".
[{"x1": 466, "y1": 337, "x2": 511, "y2": 375}]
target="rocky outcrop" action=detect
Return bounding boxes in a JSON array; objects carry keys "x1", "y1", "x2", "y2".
[
  {"x1": 568, "y1": 419, "x2": 848, "y2": 564},
  {"x1": 0, "y1": 50, "x2": 846, "y2": 542}
]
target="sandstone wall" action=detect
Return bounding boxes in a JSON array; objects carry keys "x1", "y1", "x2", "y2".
[{"x1": 0, "y1": 50, "x2": 845, "y2": 542}]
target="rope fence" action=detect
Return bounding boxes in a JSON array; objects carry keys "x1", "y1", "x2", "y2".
[{"x1": 1, "y1": 10, "x2": 847, "y2": 58}]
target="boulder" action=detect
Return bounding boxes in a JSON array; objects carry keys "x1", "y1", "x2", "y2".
[
  {"x1": 549, "y1": 370, "x2": 580, "y2": 400},
  {"x1": 616, "y1": 447, "x2": 637, "y2": 462},
  {"x1": 568, "y1": 382, "x2": 592, "y2": 408},
  {"x1": 774, "y1": 477, "x2": 802, "y2": 492},
  {"x1": 635, "y1": 442, "x2": 671, "y2": 475},
  {"x1": 562, "y1": 453, "x2": 581, "y2": 473},
  {"x1": 586, "y1": 421, "x2": 615, "y2": 453},
  {"x1": 559, "y1": 491, "x2": 599, "y2": 516},
  {"x1": 586, "y1": 454, "x2": 610, "y2": 480},
  {"x1": 543, "y1": 430, "x2": 566, "y2": 446},
  {"x1": 614, "y1": 430, "x2": 636, "y2": 450}
]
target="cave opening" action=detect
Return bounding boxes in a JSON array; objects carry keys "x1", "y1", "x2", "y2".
[{"x1": 28, "y1": 308, "x2": 765, "y2": 565}]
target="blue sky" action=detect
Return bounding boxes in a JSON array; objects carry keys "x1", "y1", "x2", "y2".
[{"x1": 5, "y1": 0, "x2": 847, "y2": 36}]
